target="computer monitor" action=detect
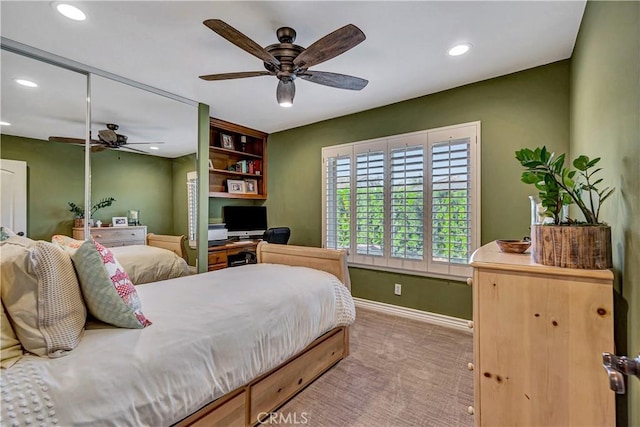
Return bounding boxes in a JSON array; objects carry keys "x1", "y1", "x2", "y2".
[{"x1": 223, "y1": 205, "x2": 267, "y2": 239}]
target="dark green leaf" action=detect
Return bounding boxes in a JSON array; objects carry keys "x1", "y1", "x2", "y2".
[{"x1": 573, "y1": 155, "x2": 589, "y2": 171}]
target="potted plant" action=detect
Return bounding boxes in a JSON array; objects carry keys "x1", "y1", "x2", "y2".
[
  {"x1": 68, "y1": 197, "x2": 116, "y2": 228},
  {"x1": 515, "y1": 147, "x2": 613, "y2": 269}
]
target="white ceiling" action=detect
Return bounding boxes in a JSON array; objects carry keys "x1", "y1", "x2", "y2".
[{"x1": 1, "y1": 1, "x2": 585, "y2": 156}]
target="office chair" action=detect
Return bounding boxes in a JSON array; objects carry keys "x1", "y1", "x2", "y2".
[{"x1": 262, "y1": 227, "x2": 291, "y2": 245}]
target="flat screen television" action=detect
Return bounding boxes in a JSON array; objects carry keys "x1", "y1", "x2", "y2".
[{"x1": 223, "y1": 205, "x2": 267, "y2": 239}]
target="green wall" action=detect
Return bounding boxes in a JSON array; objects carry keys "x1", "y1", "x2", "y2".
[
  {"x1": 266, "y1": 61, "x2": 570, "y2": 319},
  {"x1": 570, "y1": 2, "x2": 640, "y2": 425},
  {"x1": 0, "y1": 134, "x2": 190, "y2": 242}
]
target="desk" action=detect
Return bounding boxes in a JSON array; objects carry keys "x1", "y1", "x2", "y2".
[{"x1": 207, "y1": 240, "x2": 259, "y2": 271}]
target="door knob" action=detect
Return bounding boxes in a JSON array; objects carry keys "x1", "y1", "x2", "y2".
[{"x1": 602, "y1": 352, "x2": 640, "y2": 394}]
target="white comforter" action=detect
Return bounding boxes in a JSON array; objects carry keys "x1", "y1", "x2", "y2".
[{"x1": 0, "y1": 264, "x2": 355, "y2": 426}]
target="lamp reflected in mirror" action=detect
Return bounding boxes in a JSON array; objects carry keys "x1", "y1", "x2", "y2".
[{"x1": 128, "y1": 209, "x2": 140, "y2": 226}]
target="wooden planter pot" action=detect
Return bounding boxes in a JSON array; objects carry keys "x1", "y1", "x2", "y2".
[{"x1": 531, "y1": 224, "x2": 612, "y2": 269}]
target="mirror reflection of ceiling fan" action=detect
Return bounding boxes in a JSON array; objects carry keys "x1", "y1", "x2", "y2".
[
  {"x1": 48, "y1": 123, "x2": 164, "y2": 154},
  {"x1": 199, "y1": 20, "x2": 368, "y2": 107}
]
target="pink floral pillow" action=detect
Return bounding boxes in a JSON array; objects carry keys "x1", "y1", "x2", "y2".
[{"x1": 71, "y1": 240, "x2": 151, "y2": 329}]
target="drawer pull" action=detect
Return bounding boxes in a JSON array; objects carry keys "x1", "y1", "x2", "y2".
[
  {"x1": 467, "y1": 406, "x2": 475, "y2": 415},
  {"x1": 466, "y1": 277, "x2": 473, "y2": 286},
  {"x1": 467, "y1": 321, "x2": 474, "y2": 329},
  {"x1": 467, "y1": 362, "x2": 474, "y2": 371}
]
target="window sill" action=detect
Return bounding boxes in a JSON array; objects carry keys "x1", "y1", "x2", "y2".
[{"x1": 347, "y1": 262, "x2": 469, "y2": 282}]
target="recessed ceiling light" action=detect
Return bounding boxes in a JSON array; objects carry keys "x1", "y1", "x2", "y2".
[
  {"x1": 448, "y1": 43, "x2": 472, "y2": 56},
  {"x1": 54, "y1": 3, "x2": 86, "y2": 21},
  {"x1": 0, "y1": 121, "x2": 11, "y2": 126},
  {"x1": 15, "y1": 79, "x2": 38, "y2": 88},
  {"x1": 149, "y1": 146, "x2": 159, "y2": 150}
]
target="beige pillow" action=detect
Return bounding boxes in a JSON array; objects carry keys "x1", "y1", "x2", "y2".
[
  {"x1": 1, "y1": 303, "x2": 22, "y2": 368},
  {"x1": 0, "y1": 237, "x2": 86, "y2": 357}
]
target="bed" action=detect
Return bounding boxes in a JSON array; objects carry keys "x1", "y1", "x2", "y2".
[
  {"x1": 0, "y1": 241, "x2": 354, "y2": 426},
  {"x1": 52, "y1": 233, "x2": 192, "y2": 285},
  {"x1": 111, "y1": 233, "x2": 191, "y2": 285}
]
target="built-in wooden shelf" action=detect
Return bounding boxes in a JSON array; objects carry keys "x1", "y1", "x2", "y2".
[
  {"x1": 209, "y1": 146, "x2": 263, "y2": 159},
  {"x1": 209, "y1": 168, "x2": 263, "y2": 178},
  {"x1": 209, "y1": 117, "x2": 268, "y2": 200},
  {"x1": 208, "y1": 191, "x2": 267, "y2": 200}
]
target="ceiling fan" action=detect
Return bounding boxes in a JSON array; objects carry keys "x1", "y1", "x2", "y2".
[
  {"x1": 199, "y1": 19, "x2": 368, "y2": 107},
  {"x1": 48, "y1": 124, "x2": 164, "y2": 154}
]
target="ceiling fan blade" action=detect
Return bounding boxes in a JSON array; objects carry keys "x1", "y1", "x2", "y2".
[
  {"x1": 300, "y1": 71, "x2": 368, "y2": 90},
  {"x1": 199, "y1": 71, "x2": 274, "y2": 81},
  {"x1": 49, "y1": 136, "x2": 100, "y2": 144},
  {"x1": 293, "y1": 24, "x2": 366, "y2": 69},
  {"x1": 91, "y1": 146, "x2": 107, "y2": 152},
  {"x1": 203, "y1": 19, "x2": 280, "y2": 68},
  {"x1": 124, "y1": 142, "x2": 165, "y2": 145},
  {"x1": 119, "y1": 146, "x2": 148, "y2": 154}
]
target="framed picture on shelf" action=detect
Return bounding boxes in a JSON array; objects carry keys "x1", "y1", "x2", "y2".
[
  {"x1": 112, "y1": 216, "x2": 128, "y2": 227},
  {"x1": 227, "y1": 179, "x2": 246, "y2": 194},
  {"x1": 244, "y1": 178, "x2": 258, "y2": 194},
  {"x1": 221, "y1": 133, "x2": 235, "y2": 150}
]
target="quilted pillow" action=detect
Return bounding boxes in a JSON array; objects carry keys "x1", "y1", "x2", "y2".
[
  {"x1": 1, "y1": 303, "x2": 22, "y2": 368},
  {"x1": 0, "y1": 237, "x2": 86, "y2": 357},
  {"x1": 71, "y1": 240, "x2": 151, "y2": 329}
]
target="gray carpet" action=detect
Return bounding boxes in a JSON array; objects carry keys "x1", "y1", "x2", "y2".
[{"x1": 275, "y1": 308, "x2": 474, "y2": 427}]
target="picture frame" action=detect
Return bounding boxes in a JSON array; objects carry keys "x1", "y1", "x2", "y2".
[
  {"x1": 112, "y1": 216, "x2": 128, "y2": 227},
  {"x1": 244, "y1": 178, "x2": 258, "y2": 194},
  {"x1": 221, "y1": 133, "x2": 235, "y2": 150},
  {"x1": 227, "y1": 179, "x2": 246, "y2": 194},
  {"x1": 208, "y1": 159, "x2": 214, "y2": 170}
]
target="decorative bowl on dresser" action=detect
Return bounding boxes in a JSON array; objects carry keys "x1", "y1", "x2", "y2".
[
  {"x1": 72, "y1": 225, "x2": 147, "y2": 247},
  {"x1": 495, "y1": 239, "x2": 531, "y2": 254}
]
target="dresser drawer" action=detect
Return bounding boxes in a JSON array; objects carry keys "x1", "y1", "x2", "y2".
[
  {"x1": 101, "y1": 240, "x2": 146, "y2": 248},
  {"x1": 208, "y1": 251, "x2": 228, "y2": 266},
  {"x1": 91, "y1": 228, "x2": 145, "y2": 243},
  {"x1": 73, "y1": 226, "x2": 147, "y2": 247}
]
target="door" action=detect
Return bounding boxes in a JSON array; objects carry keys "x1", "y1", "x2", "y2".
[{"x1": 0, "y1": 159, "x2": 27, "y2": 236}]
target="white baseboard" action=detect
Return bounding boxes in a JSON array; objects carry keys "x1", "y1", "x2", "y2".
[{"x1": 353, "y1": 297, "x2": 472, "y2": 333}]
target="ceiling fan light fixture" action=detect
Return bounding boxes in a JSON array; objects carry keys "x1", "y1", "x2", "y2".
[
  {"x1": 15, "y1": 79, "x2": 38, "y2": 88},
  {"x1": 448, "y1": 43, "x2": 472, "y2": 56},
  {"x1": 277, "y1": 79, "x2": 295, "y2": 108},
  {"x1": 54, "y1": 3, "x2": 87, "y2": 21}
]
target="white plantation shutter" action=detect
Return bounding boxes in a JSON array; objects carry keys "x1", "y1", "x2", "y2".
[
  {"x1": 322, "y1": 122, "x2": 479, "y2": 279},
  {"x1": 354, "y1": 141, "x2": 386, "y2": 265},
  {"x1": 390, "y1": 144, "x2": 424, "y2": 260},
  {"x1": 186, "y1": 171, "x2": 198, "y2": 247},
  {"x1": 428, "y1": 125, "x2": 478, "y2": 277},
  {"x1": 324, "y1": 152, "x2": 351, "y2": 251}
]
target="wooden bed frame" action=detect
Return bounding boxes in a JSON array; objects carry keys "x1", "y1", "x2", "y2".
[
  {"x1": 147, "y1": 233, "x2": 187, "y2": 261},
  {"x1": 174, "y1": 242, "x2": 350, "y2": 427}
]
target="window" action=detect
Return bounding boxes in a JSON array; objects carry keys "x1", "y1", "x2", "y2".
[
  {"x1": 187, "y1": 171, "x2": 198, "y2": 248},
  {"x1": 322, "y1": 122, "x2": 480, "y2": 278}
]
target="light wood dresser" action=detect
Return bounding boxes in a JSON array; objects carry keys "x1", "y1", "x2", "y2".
[
  {"x1": 468, "y1": 241, "x2": 615, "y2": 426},
  {"x1": 72, "y1": 225, "x2": 147, "y2": 247}
]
